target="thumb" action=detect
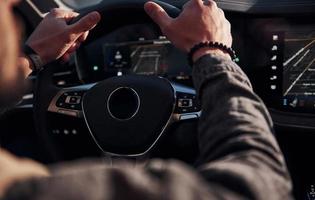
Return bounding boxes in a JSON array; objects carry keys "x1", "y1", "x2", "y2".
[
  {"x1": 144, "y1": 2, "x2": 172, "y2": 30},
  {"x1": 69, "y1": 11, "x2": 101, "y2": 34}
]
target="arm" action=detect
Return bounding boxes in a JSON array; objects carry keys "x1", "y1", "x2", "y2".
[
  {"x1": 0, "y1": 150, "x2": 49, "y2": 197},
  {"x1": 0, "y1": 8, "x2": 100, "y2": 196},
  {"x1": 193, "y1": 54, "x2": 292, "y2": 199},
  {"x1": 145, "y1": 0, "x2": 293, "y2": 199}
]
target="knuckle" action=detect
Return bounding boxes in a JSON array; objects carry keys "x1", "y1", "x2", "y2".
[
  {"x1": 73, "y1": 11, "x2": 80, "y2": 16},
  {"x1": 208, "y1": 0, "x2": 217, "y2": 8},
  {"x1": 224, "y1": 19, "x2": 231, "y2": 29},
  {"x1": 227, "y1": 21, "x2": 231, "y2": 28},
  {"x1": 218, "y1": 8, "x2": 224, "y2": 15},
  {"x1": 49, "y1": 8, "x2": 60, "y2": 16},
  {"x1": 194, "y1": 0, "x2": 203, "y2": 9}
]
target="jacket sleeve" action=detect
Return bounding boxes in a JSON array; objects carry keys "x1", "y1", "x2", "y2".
[
  {"x1": 2, "y1": 54, "x2": 293, "y2": 200},
  {"x1": 192, "y1": 54, "x2": 293, "y2": 199}
]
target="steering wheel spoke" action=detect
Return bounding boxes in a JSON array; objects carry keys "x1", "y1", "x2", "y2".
[
  {"x1": 48, "y1": 83, "x2": 96, "y2": 118},
  {"x1": 171, "y1": 83, "x2": 202, "y2": 122},
  {"x1": 102, "y1": 153, "x2": 149, "y2": 167}
]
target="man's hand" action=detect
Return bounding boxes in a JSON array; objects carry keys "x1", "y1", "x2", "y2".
[
  {"x1": 0, "y1": 149, "x2": 50, "y2": 197},
  {"x1": 144, "y1": 0, "x2": 232, "y2": 62},
  {"x1": 26, "y1": 9, "x2": 101, "y2": 65}
]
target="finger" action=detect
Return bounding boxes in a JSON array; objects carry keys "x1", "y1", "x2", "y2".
[
  {"x1": 78, "y1": 31, "x2": 89, "y2": 42},
  {"x1": 64, "y1": 11, "x2": 80, "y2": 23},
  {"x1": 71, "y1": 43, "x2": 81, "y2": 53},
  {"x1": 208, "y1": 0, "x2": 218, "y2": 8},
  {"x1": 66, "y1": 48, "x2": 76, "y2": 55},
  {"x1": 61, "y1": 53, "x2": 71, "y2": 62},
  {"x1": 144, "y1": 2, "x2": 172, "y2": 30},
  {"x1": 218, "y1": 8, "x2": 225, "y2": 17},
  {"x1": 69, "y1": 11, "x2": 101, "y2": 34},
  {"x1": 49, "y1": 8, "x2": 77, "y2": 18},
  {"x1": 67, "y1": 42, "x2": 81, "y2": 53},
  {"x1": 194, "y1": 0, "x2": 203, "y2": 6},
  {"x1": 0, "y1": 149, "x2": 19, "y2": 162}
]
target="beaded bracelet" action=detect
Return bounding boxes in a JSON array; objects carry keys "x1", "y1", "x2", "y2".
[
  {"x1": 187, "y1": 41, "x2": 238, "y2": 67},
  {"x1": 23, "y1": 45, "x2": 44, "y2": 71}
]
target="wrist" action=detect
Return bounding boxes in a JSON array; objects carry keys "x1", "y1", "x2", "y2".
[
  {"x1": 192, "y1": 48, "x2": 232, "y2": 63},
  {"x1": 18, "y1": 55, "x2": 34, "y2": 77},
  {"x1": 188, "y1": 42, "x2": 236, "y2": 67},
  {"x1": 22, "y1": 45, "x2": 45, "y2": 71}
]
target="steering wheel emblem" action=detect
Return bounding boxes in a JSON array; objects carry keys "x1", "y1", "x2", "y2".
[{"x1": 107, "y1": 87, "x2": 140, "y2": 121}]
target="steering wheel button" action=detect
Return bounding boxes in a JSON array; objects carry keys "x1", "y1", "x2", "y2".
[
  {"x1": 179, "y1": 114, "x2": 199, "y2": 121},
  {"x1": 178, "y1": 98, "x2": 193, "y2": 108},
  {"x1": 58, "y1": 109, "x2": 78, "y2": 117},
  {"x1": 66, "y1": 96, "x2": 81, "y2": 104}
]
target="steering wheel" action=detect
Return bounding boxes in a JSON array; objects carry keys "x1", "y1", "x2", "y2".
[{"x1": 34, "y1": 0, "x2": 201, "y2": 161}]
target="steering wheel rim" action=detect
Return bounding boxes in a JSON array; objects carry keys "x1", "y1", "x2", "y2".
[
  {"x1": 74, "y1": 0, "x2": 180, "y2": 82},
  {"x1": 34, "y1": 0, "x2": 200, "y2": 160}
]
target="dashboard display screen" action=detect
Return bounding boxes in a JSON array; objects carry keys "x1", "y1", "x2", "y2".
[
  {"x1": 103, "y1": 39, "x2": 191, "y2": 78},
  {"x1": 283, "y1": 30, "x2": 315, "y2": 96},
  {"x1": 281, "y1": 29, "x2": 315, "y2": 110},
  {"x1": 247, "y1": 19, "x2": 315, "y2": 114}
]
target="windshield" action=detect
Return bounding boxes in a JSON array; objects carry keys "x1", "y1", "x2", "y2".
[{"x1": 61, "y1": 0, "x2": 103, "y2": 9}]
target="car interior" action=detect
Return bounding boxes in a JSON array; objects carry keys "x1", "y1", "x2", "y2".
[{"x1": 1, "y1": 0, "x2": 315, "y2": 199}]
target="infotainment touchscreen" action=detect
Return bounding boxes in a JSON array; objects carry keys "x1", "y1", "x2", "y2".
[
  {"x1": 269, "y1": 28, "x2": 315, "y2": 112},
  {"x1": 283, "y1": 30, "x2": 315, "y2": 109},
  {"x1": 283, "y1": 31, "x2": 315, "y2": 98}
]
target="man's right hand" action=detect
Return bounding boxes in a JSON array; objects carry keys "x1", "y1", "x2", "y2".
[
  {"x1": 144, "y1": 0, "x2": 232, "y2": 62},
  {"x1": 26, "y1": 9, "x2": 101, "y2": 65}
]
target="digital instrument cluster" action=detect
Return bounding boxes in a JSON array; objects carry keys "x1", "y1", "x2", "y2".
[
  {"x1": 102, "y1": 38, "x2": 191, "y2": 79},
  {"x1": 78, "y1": 24, "x2": 193, "y2": 86}
]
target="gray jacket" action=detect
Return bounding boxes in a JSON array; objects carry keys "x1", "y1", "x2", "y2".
[{"x1": 3, "y1": 54, "x2": 293, "y2": 200}]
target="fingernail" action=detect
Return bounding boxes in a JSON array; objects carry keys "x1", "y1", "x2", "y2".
[
  {"x1": 144, "y1": 3, "x2": 153, "y2": 13},
  {"x1": 90, "y1": 12, "x2": 100, "y2": 21}
]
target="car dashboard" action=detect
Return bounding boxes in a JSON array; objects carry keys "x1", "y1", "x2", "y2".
[{"x1": 75, "y1": 14, "x2": 315, "y2": 128}]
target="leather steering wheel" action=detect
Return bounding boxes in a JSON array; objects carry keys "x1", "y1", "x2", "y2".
[{"x1": 34, "y1": 0, "x2": 201, "y2": 161}]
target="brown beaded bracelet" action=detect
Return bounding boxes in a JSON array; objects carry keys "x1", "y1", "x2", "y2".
[
  {"x1": 23, "y1": 45, "x2": 44, "y2": 71},
  {"x1": 187, "y1": 41, "x2": 238, "y2": 67}
]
